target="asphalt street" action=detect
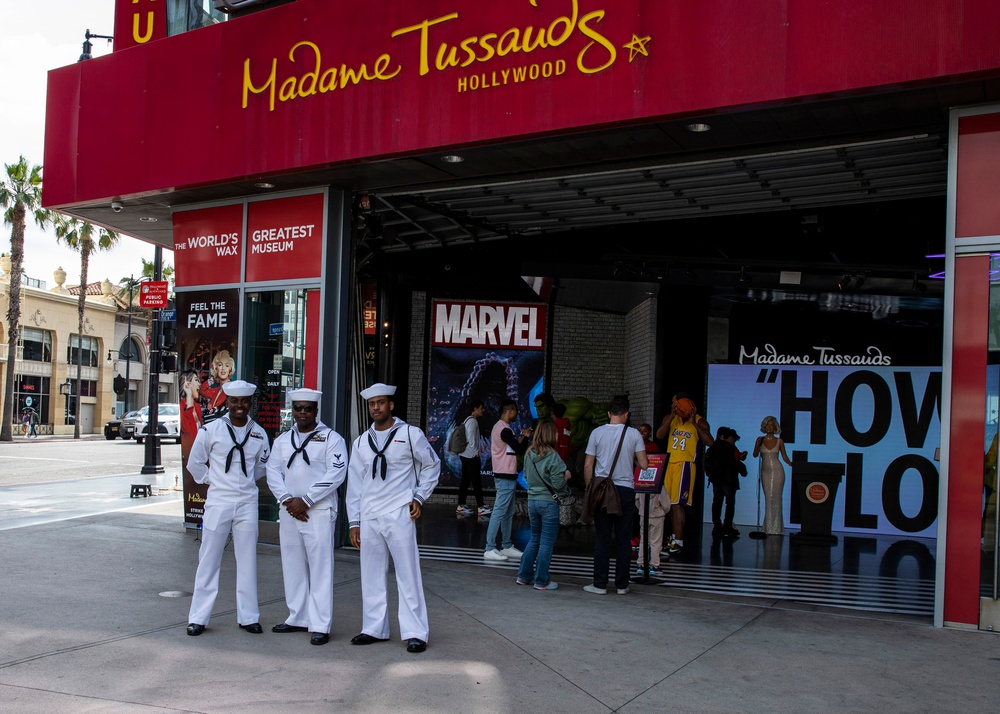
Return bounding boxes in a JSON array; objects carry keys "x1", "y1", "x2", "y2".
[
  {"x1": 0, "y1": 437, "x2": 183, "y2": 487},
  {"x1": 0, "y1": 437, "x2": 184, "y2": 530}
]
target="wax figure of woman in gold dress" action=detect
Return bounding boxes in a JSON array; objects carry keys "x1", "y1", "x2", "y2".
[{"x1": 753, "y1": 416, "x2": 792, "y2": 535}]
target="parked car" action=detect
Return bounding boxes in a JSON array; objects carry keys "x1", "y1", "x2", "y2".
[
  {"x1": 120, "y1": 407, "x2": 148, "y2": 440},
  {"x1": 104, "y1": 410, "x2": 140, "y2": 440},
  {"x1": 136, "y1": 403, "x2": 182, "y2": 444}
]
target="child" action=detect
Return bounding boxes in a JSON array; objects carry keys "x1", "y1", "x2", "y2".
[{"x1": 705, "y1": 427, "x2": 748, "y2": 538}]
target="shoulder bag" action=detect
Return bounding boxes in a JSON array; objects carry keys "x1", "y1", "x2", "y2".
[
  {"x1": 579, "y1": 426, "x2": 628, "y2": 525},
  {"x1": 532, "y1": 455, "x2": 578, "y2": 526}
]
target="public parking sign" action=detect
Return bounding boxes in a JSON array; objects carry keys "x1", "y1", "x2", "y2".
[{"x1": 138, "y1": 281, "x2": 170, "y2": 308}]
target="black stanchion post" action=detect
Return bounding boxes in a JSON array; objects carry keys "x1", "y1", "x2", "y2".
[{"x1": 641, "y1": 494, "x2": 651, "y2": 583}]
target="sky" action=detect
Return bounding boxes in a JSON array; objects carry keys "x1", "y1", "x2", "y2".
[{"x1": 0, "y1": 0, "x2": 166, "y2": 289}]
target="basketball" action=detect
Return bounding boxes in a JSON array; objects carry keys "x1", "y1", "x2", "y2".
[{"x1": 674, "y1": 398, "x2": 696, "y2": 419}]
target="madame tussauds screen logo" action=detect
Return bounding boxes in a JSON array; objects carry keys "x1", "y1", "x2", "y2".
[{"x1": 241, "y1": 0, "x2": 652, "y2": 111}]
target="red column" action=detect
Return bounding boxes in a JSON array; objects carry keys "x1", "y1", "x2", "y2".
[{"x1": 944, "y1": 255, "x2": 990, "y2": 625}]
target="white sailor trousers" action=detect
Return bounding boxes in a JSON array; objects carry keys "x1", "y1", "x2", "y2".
[
  {"x1": 278, "y1": 506, "x2": 336, "y2": 634},
  {"x1": 188, "y1": 500, "x2": 260, "y2": 626},
  {"x1": 359, "y1": 505, "x2": 429, "y2": 642}
]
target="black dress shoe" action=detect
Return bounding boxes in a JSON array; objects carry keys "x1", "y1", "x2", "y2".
[
  {"x1": 406, "y1": 638, "x2": 427, "y2": 653},
  {"x1": 350, "y1": 633, "x2": 388, "y2": 645},
  {"x1": 271, "y1": 623, "x2": 309, "y2": 633},
  {"x1": 239, "y1": 623, "x2": 263, "y2": 634},
  {"x1": 186, "y1": 623, "x2": 205, "y2": 636},
  {"x1": 310, "y1": 632, "x2": 330, "y2": 646}
]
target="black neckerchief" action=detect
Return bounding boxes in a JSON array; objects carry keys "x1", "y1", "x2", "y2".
[
  {"x1": 225, "y1": 421, "x2": 253, "y2": 476},
  {"x1": 288, "y1": 428, "x2": 321, "y2": 468},
  {"x1": 368, "y1": 426, "x2": 401, "y2": 480}
]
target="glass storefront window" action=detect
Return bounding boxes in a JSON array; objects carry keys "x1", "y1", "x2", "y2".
[
  {"x1": 67, "y1": 335, "x2": 100, "y2": 368},
  {"x1": 14, "y1": 375, "x2": 50, "y2": 426},
  {"x1": 18, "y1": 327, "x2": 52, "y2": 362},
  {"x1": 983, "y1": 256, "x2": 1000, "y2": 597},
  {"x1": 118, "y1": 336, "x2": 142, "y2": 361},
  {"x1": 166, "y1": 0, "x2": 226, "y2": 36},
  {"x1": 245, "y1": 288, "x2": 316, "y2": 521}
]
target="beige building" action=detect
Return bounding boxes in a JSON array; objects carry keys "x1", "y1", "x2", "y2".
[{"x1": 0, "y1": 258, "x2": 117, "y2": 436}]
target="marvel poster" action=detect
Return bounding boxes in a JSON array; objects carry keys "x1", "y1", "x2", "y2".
[{"x1": 427, "y1": 300, "x2": 547, "y2": 488}]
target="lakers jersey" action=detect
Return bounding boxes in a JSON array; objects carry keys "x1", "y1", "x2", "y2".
[{"x1": 666, "y1": 414, "x2": 701, "y2": 463}]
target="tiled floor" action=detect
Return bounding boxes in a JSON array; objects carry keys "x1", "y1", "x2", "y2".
[{"x1": 415, "y1": 502, "x2": 937, "y2": 617}]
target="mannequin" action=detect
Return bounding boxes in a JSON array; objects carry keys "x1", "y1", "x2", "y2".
[{"x1": 752, "y1": 416, "x2": 792, "y2": 535}]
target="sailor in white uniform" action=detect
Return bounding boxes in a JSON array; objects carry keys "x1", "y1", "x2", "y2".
[
  {"x1": 347, "y1": 383, "x2": 440, "y2": 653},
  {"x1": 265, "y1": 388, "x2": 348, "y2": 646},
  {"x1": 186, "y1": 380, "x2": 271, "y2": 636}
]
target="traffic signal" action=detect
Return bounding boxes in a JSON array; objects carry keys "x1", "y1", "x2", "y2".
[{"x1": 161, "y1": 317, "x2": 177, "y2": 351}]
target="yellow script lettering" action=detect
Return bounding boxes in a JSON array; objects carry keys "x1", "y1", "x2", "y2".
[
  {"x1": 392, "y1": 13, "x2": 460, "y2": 76},
  {"x1": 243, "y1": 58, "x2": 277, "y2": 111},
  {"x1": 576, "y1": 9, "x2": 616, "y2": 74},
  {"x1": 133, "y1": 12, "x2": 154, "y2": 44},
  {"x1": 291, "y1": 41, "x2": 321, "y2": 97}
]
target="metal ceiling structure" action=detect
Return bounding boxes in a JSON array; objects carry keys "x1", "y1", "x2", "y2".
[
  {"x1": 370, "y1": 133, "x2": 947, "y2": 252},
  {"x1": 63, "y1": 78, "x2": 988, "y2": 315}
]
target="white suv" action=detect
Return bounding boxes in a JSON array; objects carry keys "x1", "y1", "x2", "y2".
[{"x1": 136, "y1": 403, "x2": 182, "y2": 444}]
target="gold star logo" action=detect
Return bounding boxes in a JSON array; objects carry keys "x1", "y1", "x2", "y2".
[{"x1": 624, "y1": 34, "x2": 651, "y2": 62}]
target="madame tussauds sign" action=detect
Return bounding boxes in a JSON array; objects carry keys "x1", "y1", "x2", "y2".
[
  {"x1": 241, "y1": 0, "x2": 644, "y2": 111},
  {"x1": 739, "y1": 343, "x2": 893, "y2": 367},
  {"x1": 433, "y1": 301, "x2": 546, "y2": 349}
]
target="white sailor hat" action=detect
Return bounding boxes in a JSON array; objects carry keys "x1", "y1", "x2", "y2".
[
  {"x1": 288, "y1": 388, "x2": 322, "y2": 402},
  {"x1": 360, "y1": 383, "x2": 396, "y2": 400},
  {"x1": 222, "y1": 379, "x2": 256, "y2": 397}
]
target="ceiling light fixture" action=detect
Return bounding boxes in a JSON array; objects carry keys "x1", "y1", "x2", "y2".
[
  {"x1": 441, "y1": 155, "x2": 465, "y2": 163},
  {"x1": 686, "y1": 122, "x2": 712, "y2": 133},
  {"x1": 254, "y1": 181, "x2": 276, "y2": 189},
  {"x1": 139, "y1": 216, "x2": 158, "y2": 223}
]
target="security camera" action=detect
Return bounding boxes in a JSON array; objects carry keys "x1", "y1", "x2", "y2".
[{"x1": 111, "y1": 201, "x2": 124, "y2": 213}]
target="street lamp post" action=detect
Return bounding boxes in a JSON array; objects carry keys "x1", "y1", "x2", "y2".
[
  {"x1": 123, "y1": 276, "x2": 135, "y2": 416},
  {"x1": 59, "y1": 379, "x2": 73, "y2": 428}
]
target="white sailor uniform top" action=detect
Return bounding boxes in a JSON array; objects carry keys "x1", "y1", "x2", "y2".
[
  {"x1": 266, "y1": 420, "x2": 348, "y2": 509},
  {"x1": 188, "y1": 416, "x2": 270, "y2": 502},
  {"x1": 346, "y1": 417, "x2": 440, "y2": 527}
]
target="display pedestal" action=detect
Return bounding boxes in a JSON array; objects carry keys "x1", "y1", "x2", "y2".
[{"x1": 789, "y1": 465, "x2": 842, "y2": 546}]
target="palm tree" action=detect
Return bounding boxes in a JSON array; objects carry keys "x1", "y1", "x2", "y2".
[
  {"x1": 0, "y1": 157, "x2": 49, "y2": 442},
  {"x1": 53, "y1": 216, "x2": 119, "y2": 439},
  {"x1": 137, "y1": 257, "x2": 174, "y2": 284}
]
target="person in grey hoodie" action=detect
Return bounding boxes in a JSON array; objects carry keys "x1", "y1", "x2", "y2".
[{"x1": 516, "y1": 421, "x2": 572, "y2": 590}]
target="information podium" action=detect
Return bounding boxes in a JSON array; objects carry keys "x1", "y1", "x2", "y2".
[{"x1": 789, "y1": 462, "x2": 843, "y2": 545}]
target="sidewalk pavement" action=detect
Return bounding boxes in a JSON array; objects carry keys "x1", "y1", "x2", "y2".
[
  {"x1": 1, "y1": 500, "x2": 996, "y2": 713},
  {"x1": 2, "y1": 433, "x2": 109, "y2": 443}
]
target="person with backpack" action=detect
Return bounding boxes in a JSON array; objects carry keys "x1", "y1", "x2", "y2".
[
  {"x1": 705, "y1": 427, "x2": 748, "y2": 539},
  {"x1": 453, "y1": 400, "x2": 488, "y2": 516}
]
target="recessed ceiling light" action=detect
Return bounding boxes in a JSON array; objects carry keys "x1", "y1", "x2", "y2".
[
  {"x1": 686, "y1": 122, "x2": 712, "y2": 133},
  {"x1": 254, "y1": 181, "x2": 276, "y2": 189},
  {"x1": 441, "y1": 155, "x2": 465, "y2": 163},
  {"x1": 139, "y1": 216, "x2": 158, "y2": 223}
]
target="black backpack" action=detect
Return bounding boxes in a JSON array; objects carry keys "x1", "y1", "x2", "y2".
[{"x1": 448, "y1": 418, "x2": 470, "y2": 454}]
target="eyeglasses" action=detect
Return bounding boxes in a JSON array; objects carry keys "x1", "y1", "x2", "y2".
[{"x1": 292, "y1": 404, "x2": 317, "y2": 412}]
